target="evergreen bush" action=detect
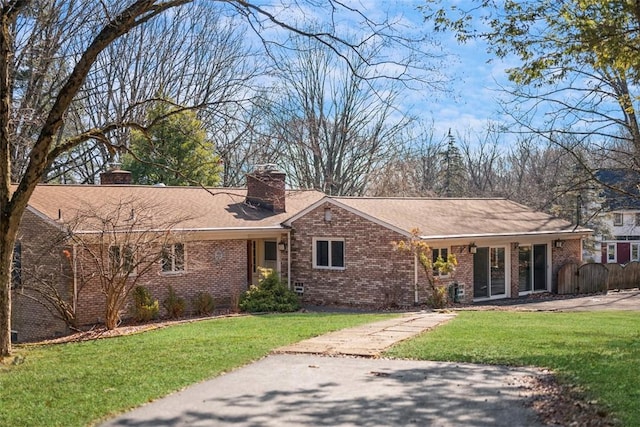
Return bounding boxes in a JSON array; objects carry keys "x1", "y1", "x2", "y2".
[
  {"x1": 192, "y1": 292, "x2": 215, "y2": 316},
  {"x1": 162, "y1": 285, "x2": 186, "y2": 319},
  {"x1": 239, "y1": 270, "x2": 300, "y2": 313},
  {"x1": 132, "y1": 286, "x2": 159, "y2": 322}
]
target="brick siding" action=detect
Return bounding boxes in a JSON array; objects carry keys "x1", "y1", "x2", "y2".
[
  {"x1": 11, "y1": 210, "x2": 72, "y2": 342},
  {"x1": 291, "y1": 202, "x2": 447, "y2": 308},
  {"x1": 74, "y1": 239, "x2": 249, "y2": 326}
]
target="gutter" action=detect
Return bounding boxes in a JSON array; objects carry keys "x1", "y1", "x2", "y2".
[
  {"x1": 72, "y1": 244, "x2": 77, "y2": 316},
  {"x1": 71, "y1": 225, "x2": 287, "y2": 235},
  {"x1": 419, "y1": 228, "x2": 593, "y2": 241}
]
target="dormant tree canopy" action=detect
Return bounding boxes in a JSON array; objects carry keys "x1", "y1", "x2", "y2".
[{"x1": 0, "y1": 0, "x2": 439, "y2": 356}]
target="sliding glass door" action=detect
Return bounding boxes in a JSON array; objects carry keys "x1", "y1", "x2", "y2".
[
  {"x1": 518, "y1": 244, "x2": 547, "y2": 293},
  {"x1": 473, "y1": 247, "x2": 506, "y2": 299}
]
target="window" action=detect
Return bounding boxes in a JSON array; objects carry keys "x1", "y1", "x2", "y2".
[
  {"x1": 109, "y1": 245, "x2": 135, "y2": 274},
  {"x1": 11, "y1": 241, "x2": 21, "y2": 289},
  {"x1": 264, "y1": 241, "x2": 277, "y2": 262},
  {"x1": 432, "y1": 248, "x2": 449, "y2": 276},
  {"x1": 632, "y1": 243, "x2": 640, "y2": 262},
  {"x1": 313, "y1": 238, "x2": 344, "y2": 269},
  {"x1": 161, "y1": 243, "x2": 185, "y2": 273},
  {"x1": 607, "y1": 243, "x2": 616, "y2": 263},
  {"x1": 613, "y1": 213, "x2": 623, "y2": 226}
]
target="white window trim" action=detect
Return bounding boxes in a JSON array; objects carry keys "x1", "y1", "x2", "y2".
[
  {"x1": 312, "y1": 237, "x2": 345, "y2": 270},
  {"x1": 613, "y1": 213, "x2": 623, "y2": 226},
  {"x1": 632, "y1": 243, "x2": 640, "y2": 262},
  {"x1": 432, "y1": 247, "x2": 450, "y2": 277},
  {"x1": 607, "y1": 243, "x2": 617, "y2": 263},
  {"x1": 109, "y1": 244, "x2": 137, "y2": 276},
  {"x1": 161, "y1": 242, "x2": 185, "y2": 274}
]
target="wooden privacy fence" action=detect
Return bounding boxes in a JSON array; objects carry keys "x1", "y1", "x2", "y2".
[{"x1": 557, "y1": 261, "x2": 640, "y2": 294}]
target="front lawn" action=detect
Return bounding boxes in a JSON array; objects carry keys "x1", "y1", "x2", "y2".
[
  {"x1": 386, "y1": 311, "x2": 640, "y2": 426},
  {"x1": 0, "y1": 313, "x2": 395, "y2": 427}
]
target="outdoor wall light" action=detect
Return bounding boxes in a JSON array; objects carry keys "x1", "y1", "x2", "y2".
[
  {"x1": 469, "y1": 242, "x2": 477, "y2": 254},
  {"x1": 278, "y1": 241, "x2": 287, "y2": 251},
  {"x1": 324, "y1": 207, "x2": 332, "y2": 223},
  {"x1": 554, "y1": 240, "x2": 564, "y2": 248},
  {"x1": 512, "y1": 242, "x2": 519, "y2": 250}
]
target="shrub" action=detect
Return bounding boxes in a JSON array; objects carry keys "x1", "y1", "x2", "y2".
[
  {"x1": 239, "y1": 270, "x2": 300, "y2": 313},
  {"x1": 192, "y1": 292, "x2": 215, "y2": 316},
  {"x1": 427, "y1": 285, "x2": 449, "y2": 309},
  {"x1": 162, "y1": 285, "x2": 186, "y2": 319},
  {"x1": 132, "y1": 286, "x2": 159, "y2": 322}
]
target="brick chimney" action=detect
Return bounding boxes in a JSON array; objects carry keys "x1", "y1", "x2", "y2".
[
  {"x1": 100, "y1": 164, "x2": 132, "y2": 185},
  {"x1": 246, "y1": 165, "x2": 286, "y2": 213}
]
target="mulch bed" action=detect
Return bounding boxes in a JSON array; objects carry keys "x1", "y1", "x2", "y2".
[{"x1": 518, "y1": 372, "x2": 619, "y2": 426}]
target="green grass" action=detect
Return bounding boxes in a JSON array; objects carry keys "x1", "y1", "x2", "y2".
[
  {"x1": 0, "y1": 312, "x2": 395, "y2": 427},
  {"x1": 386, "y1": 311, "x2": 640, "y2": 426}
]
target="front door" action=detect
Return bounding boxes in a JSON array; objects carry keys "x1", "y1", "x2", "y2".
[
  {"x1": 473, "y1": 247, "x2": 507, "y2": 299},
  {"x1": 250, "y1": 240, "x2": 278, "y2": 285}
]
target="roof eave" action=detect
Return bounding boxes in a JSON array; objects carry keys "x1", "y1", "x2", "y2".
[{"x1": 419, "y1": 228, "x2": 593, "y2": 241}]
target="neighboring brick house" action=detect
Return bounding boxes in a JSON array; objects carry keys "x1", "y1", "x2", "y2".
[{"x1": 10, "y1": 166, "x2": 590, "y2": 342}]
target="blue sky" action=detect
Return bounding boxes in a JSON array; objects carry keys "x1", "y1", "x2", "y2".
[
  {"x1": 371, "y1": 0, "x2": 514, "y2": 142},
  {"x1": 255, "y1": 0, "x2": 515, "y2": 142}
]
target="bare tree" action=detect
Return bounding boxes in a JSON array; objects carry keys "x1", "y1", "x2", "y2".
[
  {"x1": 366, "y1": 124, "x2": 445, "y2": 197},
  {"x1": 264, "y1": 34, "x2": 415, "y2": 196},
  {"x1": 66, "y1": 198, "x2": 190, "y2": 330},
  {"x1": 459, "y1": 127, "x2": 504, "y2": 196},
  {"x1": 2, "y1": 0, "x2": 434, "y2": 356},
  {"x1": 43, "y1": 3, "x2": 262, "y2": 183},
  {"x1": 425, "y1": 0, "x2": 640, "y2": 186}
]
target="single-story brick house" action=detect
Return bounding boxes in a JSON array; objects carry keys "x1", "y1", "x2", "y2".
[{"x1": 10, "y1": 166, "x2": 590, "y2": 342}]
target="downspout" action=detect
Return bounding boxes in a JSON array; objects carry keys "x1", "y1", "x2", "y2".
[
  {"x1": 72, "y1": 243, "x2": 78, "y2": 315},
  {"x1": 414, "y1": 253, "x2": 419, "y2": 304},
  {"x1": 287, "y1": 231, "x2": 291, "y2": 290}
]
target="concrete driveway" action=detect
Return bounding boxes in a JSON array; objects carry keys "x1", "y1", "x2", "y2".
[
  {"x1": 472, "y1": 289, "x2": 640, "y2": 312},
  {"x1": 99, "y1": 355, "x2": 544, "y2": 427}
]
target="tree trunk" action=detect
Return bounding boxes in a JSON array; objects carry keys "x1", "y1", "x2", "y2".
[
  {"x1": 0, "y1": 218, "x2": 15, "y2": 356},
  {"x1": 0, "y1": 4, "x2": 22, "y2": 357}
]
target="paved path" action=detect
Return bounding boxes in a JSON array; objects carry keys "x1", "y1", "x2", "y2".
[
  {"x1": 99, "y1": 354, "x2": 544, "y2": 427},
  {"x1": 276, "y1": 312, "x2": 456, "y2": 357},
  {"x1": 97, "y1": 311, "x2": 546, "y2": 427},
  {"x1": 471, "y1": 289, "x2": 640, "y2": 312}
]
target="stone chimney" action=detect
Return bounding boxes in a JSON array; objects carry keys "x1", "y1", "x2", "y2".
[
  {"x1": 100, "y1": 164, "x2": 132, "y2": 185},
  {"x1": 246, "y1": 165, "x2": 286, "y2": 213}
]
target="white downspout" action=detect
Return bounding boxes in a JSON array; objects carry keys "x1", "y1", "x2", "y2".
[
  {"x1": 72, "y1": 243, "x2": 78, "y2": 315},
  {"x1": 287, "y1": 231, "x2": 291, "y2": 290},
  {"x1": 414, "y1": 253, "x2": 419, "y2": 304}
]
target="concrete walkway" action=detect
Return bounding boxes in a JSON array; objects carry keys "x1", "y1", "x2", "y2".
[{"x1": 275, "y1": 312, "x2": 456, "y2": 357}]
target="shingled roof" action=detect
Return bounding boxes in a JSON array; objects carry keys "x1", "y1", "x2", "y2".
[
  {"x1": 24, "y1": 184, "x2": 324, "y2": 232},
  {"x1": 283, "y1": 196, "x2": 589, "y2": 240},
  {"x1": 595, "y1": 168, "x2": 640, "y2": 211},
  {"x1": 22, "y1": 184, "x2": 589, "y2": 240}
]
